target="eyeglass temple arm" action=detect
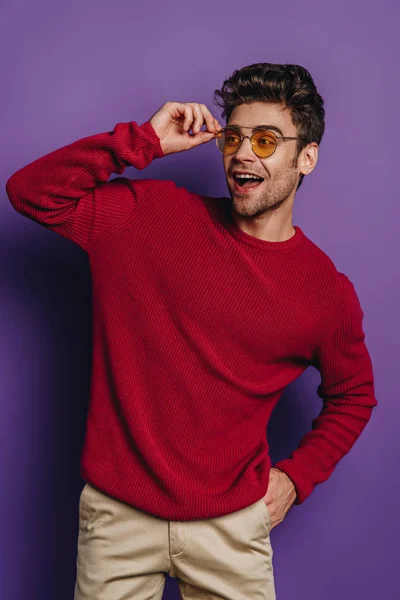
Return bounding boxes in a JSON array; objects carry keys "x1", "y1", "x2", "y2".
[
  {"x1": 280, "y1": 136, "x2": 306, "y2": 140},
  {"x1": 215, "y1": 129, "x2": 305, "y2": 141}
]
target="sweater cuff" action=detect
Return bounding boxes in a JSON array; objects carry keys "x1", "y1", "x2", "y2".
[
  {"x1": 138, "y1": 120, "x2": 165, "y2": 161},
  {"x1": 112, "y1": 120, "x2": 165, "y2": 171},
  {"x1": 274, "y1": 459, "x2": 314, "y2": 505}
]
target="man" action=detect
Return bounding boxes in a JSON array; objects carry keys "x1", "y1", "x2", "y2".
[{"x1": 6, "y1": 62, "x2": 377, "y2": 600}]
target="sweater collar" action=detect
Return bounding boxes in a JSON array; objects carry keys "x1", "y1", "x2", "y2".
[{"x1": 220, "y1": 200, "x2": 305, "y2": 252}]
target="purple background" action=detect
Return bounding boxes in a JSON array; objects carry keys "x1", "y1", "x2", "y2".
[{"x1": 1, "y1": 1, "x2": 397, "y2": 598}]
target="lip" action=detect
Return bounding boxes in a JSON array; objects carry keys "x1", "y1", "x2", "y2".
[{"x1": 232, "y1": 177, "x2": 264, "y2": 194}]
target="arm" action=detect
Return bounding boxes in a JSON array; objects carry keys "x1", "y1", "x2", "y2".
[
  {"x1": 5, "y1": 121, "x2": 164, "y2": 251},
  {"x1": 274, "y1": 278, "x2": 378, "y2": 504},
  {"x1": 5, "y1": 102, "x2": 222, "y2": 252}
]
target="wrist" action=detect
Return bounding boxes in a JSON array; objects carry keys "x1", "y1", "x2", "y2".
[{"x1": 274, "y1": 467, "x2": 297, "y2": 499}]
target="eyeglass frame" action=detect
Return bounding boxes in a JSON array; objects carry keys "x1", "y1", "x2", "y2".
[{"x1": 215, "y1": 125, "x2": 307, "y2": 158}]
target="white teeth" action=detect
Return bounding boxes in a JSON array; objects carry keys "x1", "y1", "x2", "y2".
[{"x1": 234, "y1": 173, "x2": 262, "y2": 179}]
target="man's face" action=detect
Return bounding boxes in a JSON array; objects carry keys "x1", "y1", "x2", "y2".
[{"x1": 223, "y1": 102, "x2": 303, "y2": 219}]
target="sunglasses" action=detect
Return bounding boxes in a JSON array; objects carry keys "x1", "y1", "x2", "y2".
[{"x1": 215, "y1": 126, "x2": 305, "y2": 158}]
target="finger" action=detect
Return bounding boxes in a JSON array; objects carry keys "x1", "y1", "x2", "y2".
[
  {"x1": 214, "y1": 118, "x2": 223, "y2": 132},
  {"x1": 187, "y1": 129, "x2": 217, "y2": 149},
  {"x1": 183, "y1": 105, "x2": 194, "y2": 132},
  {"x1": 168, "y1": 102, "x2": 194, "y2": 132},
  {"x1": 188, "y1": 104, "x2": 204, "y2": 134},
  {"x1": 199, "y1": 104, "x2": 217, "y2": 133},
  {"x1": 188, "y1": 103, "x2": 217, "y2": 134},
  {"x1": 207, "y1": 110, "x2": 223, "y2": 132}
]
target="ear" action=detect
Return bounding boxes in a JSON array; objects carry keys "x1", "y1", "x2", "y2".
[{"x1": 298, "y1": 143, "x2": 319, "y2": 176}]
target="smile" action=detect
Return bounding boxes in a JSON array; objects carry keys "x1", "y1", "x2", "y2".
[{"x1": 232, "y1": 173, "x2": 264, "y2": 193}]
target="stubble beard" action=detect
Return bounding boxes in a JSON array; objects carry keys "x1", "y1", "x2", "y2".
[{"x1": 227, "y1": 158, "x2": 300, "y2": 219}]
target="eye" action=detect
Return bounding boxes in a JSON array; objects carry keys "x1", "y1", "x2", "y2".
[
  {"x1": 226, "y1": 134, "x2": 241, "y2": 144},
  {"x1": 253, "y1": 130, "x2": 277, "y2": 147},
  {"x1": 258, "y1": 136, "x2": 273, "y2": 146}
]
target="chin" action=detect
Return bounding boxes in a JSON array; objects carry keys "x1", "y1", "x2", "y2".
[{"x1": 231, "y1": 199, "x2": 262, "y2": 218}]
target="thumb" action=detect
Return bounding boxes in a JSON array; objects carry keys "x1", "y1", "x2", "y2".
[
  {"x1": 269, "y1": 467, "x2": 279, "y2": 481},
  {"x1": 187, "y1": 130, "x2": 217, "y2": 149}
]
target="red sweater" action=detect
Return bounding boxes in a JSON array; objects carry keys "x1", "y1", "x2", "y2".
[{"x1": 6, "y1": 120, "x2": 377, "y2": 520}]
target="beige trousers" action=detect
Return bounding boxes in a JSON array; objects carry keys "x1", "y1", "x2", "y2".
[{"x1": 74, "y1": 483, "x2": 275, "y2": 600}]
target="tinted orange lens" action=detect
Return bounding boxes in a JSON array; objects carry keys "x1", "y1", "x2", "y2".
[
  {"x1": 216, "y1": 129, "x2": 277, "y2": 157},
  {"x1": 216, "y1": 129, "x2": 241, "y2": 155},
  {"x1": 251, "y1": 130, "x2": 277, "y2": 157}
]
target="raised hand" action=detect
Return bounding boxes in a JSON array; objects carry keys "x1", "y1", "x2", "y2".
[{"x1": 149, "y1": 101, "x2": 223, "y2": 156}]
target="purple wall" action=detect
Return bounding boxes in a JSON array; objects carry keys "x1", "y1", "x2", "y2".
[{"x1": 1, "y1": 1, "x2": 397, "y2": 598}]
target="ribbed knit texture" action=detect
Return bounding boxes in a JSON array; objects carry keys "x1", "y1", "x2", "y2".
[{"x1": 5, "y1": 120, "x2": 378, "y2": 520}]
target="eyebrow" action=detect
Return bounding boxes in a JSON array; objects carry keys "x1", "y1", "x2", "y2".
[{"x1": 228, "y1": 124, "x2": 285, "y2": 137}]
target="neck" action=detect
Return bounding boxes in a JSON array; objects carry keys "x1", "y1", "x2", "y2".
[{"x1": 230, "y1": 205, "x2": 295, "y2": 243}]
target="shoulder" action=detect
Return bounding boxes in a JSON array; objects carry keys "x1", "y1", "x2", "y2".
[
  {"x1": 300, "y1": 232, "x2": 357, "y2": 295},
  {"x1": 299, "y1": 231, "x2": 363, "y2": 333}
]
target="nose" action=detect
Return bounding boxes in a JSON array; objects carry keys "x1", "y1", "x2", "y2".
[{"x1": 234, "y1": 135, "x2": 256, "y2": 161}]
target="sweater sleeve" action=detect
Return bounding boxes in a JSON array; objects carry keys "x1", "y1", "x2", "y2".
[
  {"x1": 5, "y1": 120, "x2": 164, "y2": 252},
  {"x1": 274, "y1": 277, "x2": 378, "y2": 504}
]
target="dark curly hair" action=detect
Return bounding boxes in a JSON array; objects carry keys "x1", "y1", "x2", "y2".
[{"x1": 213, "y1": 63, "x2": 325, "y2": 189}]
